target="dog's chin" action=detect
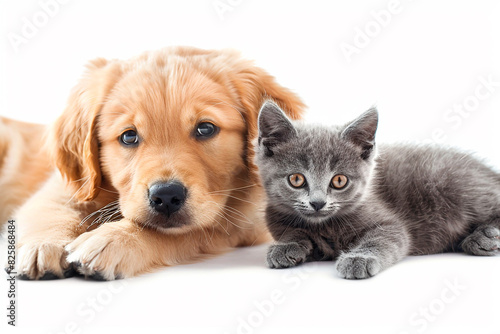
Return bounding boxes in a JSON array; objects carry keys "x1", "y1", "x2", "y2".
[{"x1": 137, "y1": 211, "x2": 193, "y2": 234}]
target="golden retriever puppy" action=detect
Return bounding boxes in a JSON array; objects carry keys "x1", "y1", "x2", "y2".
[
  {"x1": 5, "y1": 46, "x2": 304, "y2": 280},
  {"x1": 0, "y1": 119, "x2": 53, "y2": 224}
]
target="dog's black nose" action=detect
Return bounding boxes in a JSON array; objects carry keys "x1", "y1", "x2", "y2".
[
  {"x1": 310, "y1": 201, "x2": 326, "y2": 212},
  {"x1": 149, "y1": 182, "x2": 187, "y2": 217}
]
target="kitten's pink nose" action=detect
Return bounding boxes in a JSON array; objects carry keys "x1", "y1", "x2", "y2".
[{"x1": 310, "y1": 201, "x2": 326, "y2": 211}]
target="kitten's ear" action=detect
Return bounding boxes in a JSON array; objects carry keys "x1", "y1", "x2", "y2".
[
  {"x1": 341, "y1": 107, "x2": 378, "y2": 160},
  {"x1": 258, "y1": 100, "x2": 297, "y2": 157}
]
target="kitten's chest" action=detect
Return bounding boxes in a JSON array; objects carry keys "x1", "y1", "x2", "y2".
[
  {"x1": 309, "y1": 232, "x2": 338, "y2": 261},
  {"x1": 308, "y1": 218, "x2": 370, "y2": 261},
  {"x1": 307, "y1": 224, "x2": 350, "y2": 261}
]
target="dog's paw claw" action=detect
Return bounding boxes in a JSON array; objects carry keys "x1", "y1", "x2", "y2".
[
  {"x1": 17, "y1": 274, "x2": 31, "y2": 280},
  {"x1": 72, "y1": 261, "x2": 83, "y2": 268},
  {"x1": 86, "y1": 271, "x2": 107, "y2": 281},
  {"x1": 39, "y1": 271, "x2": 59, "y2": 280},
  {"x1": 63, "y1": 264, "x2": 79, "y2": 278}
]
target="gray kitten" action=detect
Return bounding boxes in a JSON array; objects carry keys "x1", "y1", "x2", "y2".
[{"x1": 255, "y1": 101, "x2": 500, "y2": 279}]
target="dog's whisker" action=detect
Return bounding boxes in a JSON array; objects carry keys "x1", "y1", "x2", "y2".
[
  {"x1": 213, "y1": 218, "x2": 230, "y2": 235},
  {"x1": 198, "y1": 223, "x2": 211, "y2": 245},
  {"x1": 207, "y1": 184, "x2": 258, "y2": 194},
  {"x1": 196, "y1": 215, "x2": 218, "y2": 245},
  {"x1": 71, "y1": 176, "x2": 91, "y2": 183},
  {"x1": 97, "y1": 187, "x2": 120, "y2": 194},
  {"x1": 205, "y1": 201, "x2": 254, "y2": 230},
  {"x1": 207, "y1": 193, "x2": 259, "y2": 207},
  {"x1": 66, "y1": 177, "x2": 91, "y2": 205},
  {"x1": 222, "y1": 206, "x2": 253, "y2": 225},
  {"x1": 81, "y1": 201, "x2": 122, "y2": 229},
  {"x1": 219, "y1": 214, "x2": 252, "y2": 229},
  {"x1": 99, "y1": 211, "x2": 123, "y2": 227},
  {"x1": 217, "y1": 203, "x2": 252, "y2": 222},
  {"x1": 80, "y1": 202, "x2": 120, "y2": 225}
]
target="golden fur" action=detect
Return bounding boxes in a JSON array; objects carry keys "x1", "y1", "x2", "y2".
[
  {"x1": 3, "y1": 46, "x2": 304, "y2": 280},
  {"x1": 0, "y1": 118, "x2": 53, "y2": 223}
]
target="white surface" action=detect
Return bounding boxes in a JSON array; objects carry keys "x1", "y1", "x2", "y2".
[
  {"x1": 1, "y1": 0, "x2": 500, "y2": 333},
  {"x1": 1, "y1": 243, "x2": 499, "y2": 334}
]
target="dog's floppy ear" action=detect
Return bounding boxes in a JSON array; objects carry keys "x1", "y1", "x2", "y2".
[
  {"x1": 230, "y1": 62, "x2": 305, "y2": 179},
  {"x1": 50, "y1": 58, "x2": 121, "y2": 202}
]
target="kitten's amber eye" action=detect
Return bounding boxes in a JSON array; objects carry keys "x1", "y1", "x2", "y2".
[
  {"x1": 288, "y1": 174, "x2": 306, "y2": 188},
  {"x1": 331, "y1": 174, "x2": 348, "y2": 189}
]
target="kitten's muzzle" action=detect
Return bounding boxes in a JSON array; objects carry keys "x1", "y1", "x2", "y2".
[{"x1": 309, "y1": 201, "x2": 326, "y2": 212}]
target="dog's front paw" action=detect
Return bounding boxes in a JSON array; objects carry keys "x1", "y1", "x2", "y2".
[
  {"x1": 66, "y1": 220, "x2": 142, "y2": 280},
  {"x1": 10, "y1": 240, "x2": 76, "y2": 280},
  {"x1": 267, "y1": 242, "x2": 307, "y2": 269},
  {"x1": 336, "y1": 253, "x2": 381, "y2": 279}
]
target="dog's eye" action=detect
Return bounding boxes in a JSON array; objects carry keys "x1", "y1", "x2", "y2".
[
  {"x1": 331, "y1": 174, "x2": 348, "y2": 189},
  {"x1": 120, "y1": 130, "x2": 139, "y2": 146},
  {"x1": 288, "y1": 173, "x2": 306, "y2": 188},
  {"x1": 196, "y1": 122, "x2": 218, "y2": 139}
]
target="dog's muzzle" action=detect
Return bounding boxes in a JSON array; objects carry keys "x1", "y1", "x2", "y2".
[{"x1": 148, "y1": 181, "x2": 187, "y2": 217}]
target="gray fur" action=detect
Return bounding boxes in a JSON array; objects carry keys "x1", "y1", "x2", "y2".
[{"x1": 255, "y1": 101, "x2": 500, "y2": 279}]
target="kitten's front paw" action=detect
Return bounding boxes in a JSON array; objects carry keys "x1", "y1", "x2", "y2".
[
  {"x1": 267, "y1": 242, "x2": 307, "y2": 269},
  {"x1": 336, "y1": 253, "x2": 381, "y2": 279},
  {"x1": 461, "y1": 225, "x2": 500, "y2": 256}
]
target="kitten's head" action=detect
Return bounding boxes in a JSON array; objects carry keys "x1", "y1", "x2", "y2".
[{"x1": 255, "y1": 101, "x2": 378, "y2": 223}]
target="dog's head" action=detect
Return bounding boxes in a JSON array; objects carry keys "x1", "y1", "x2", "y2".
[{"x1": 51, "y1": 47, "x2": 304, "y2": 232}]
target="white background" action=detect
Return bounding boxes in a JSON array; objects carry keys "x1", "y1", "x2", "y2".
[{"x1": 1, "y1": 0, "x2": 500, "y2": 333}]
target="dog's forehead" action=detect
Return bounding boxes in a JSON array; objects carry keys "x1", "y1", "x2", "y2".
[
  {"x1": 114, "y1": 61, "x2": 224, "y2": 103},
  {"x1": 99, "y1": 59, "x2": 245, "y2": 141},
  {"x1": 108, "y1": 60, "x2": 228, "y2": 108}
]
